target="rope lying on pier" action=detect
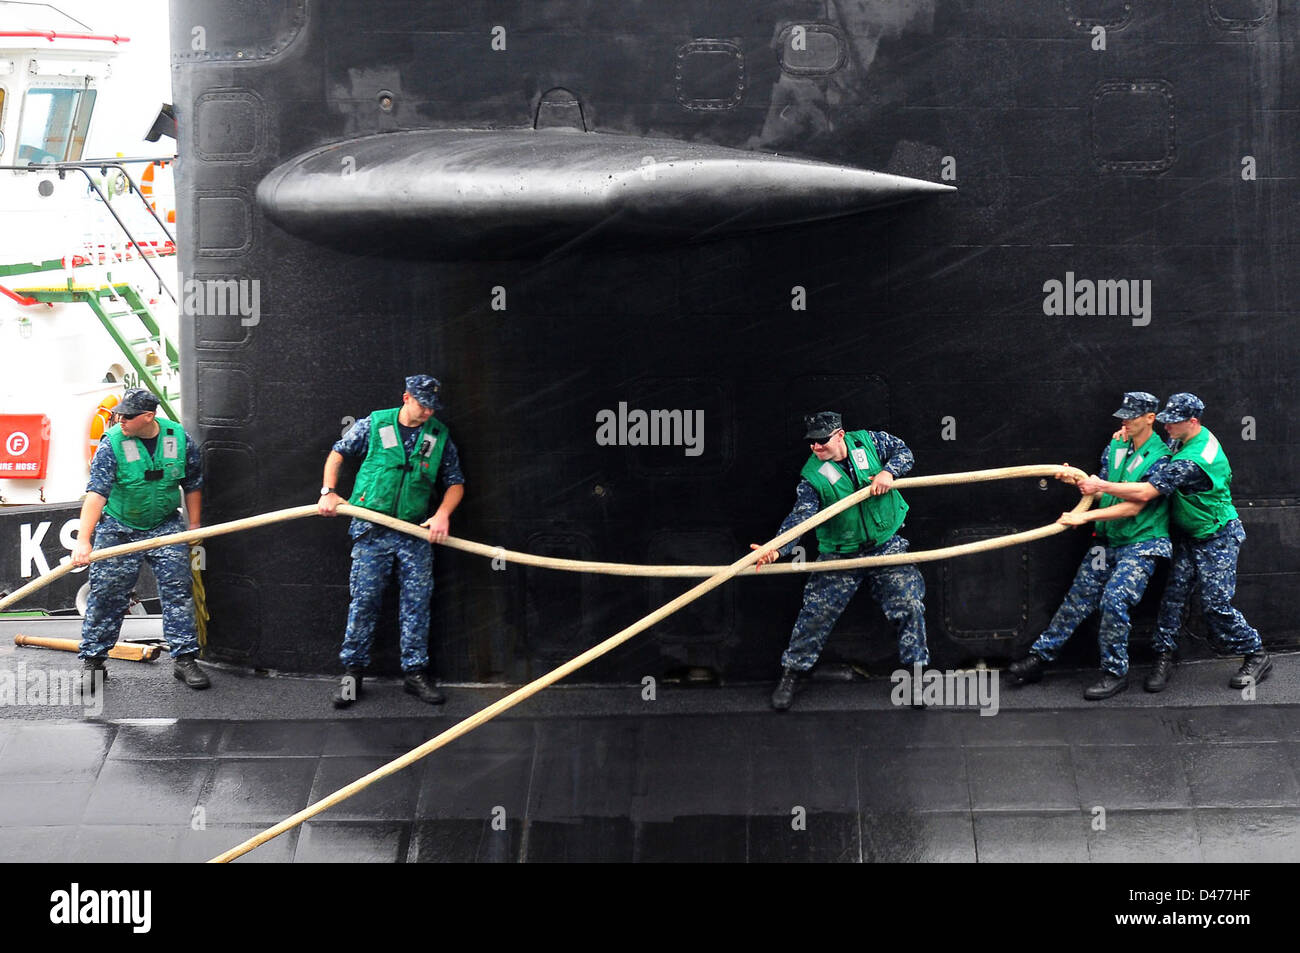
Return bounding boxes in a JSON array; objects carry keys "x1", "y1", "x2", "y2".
[
  {"x1": 0, "y1": 465, "x2": 1092, "y2": 616},
  {"x1": 202, "y1": 464, "x2": 1091, "y2": 861}
]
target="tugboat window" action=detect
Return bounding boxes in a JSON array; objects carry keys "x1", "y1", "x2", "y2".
[{"x1": 17, "y1": 86, "x2": 97, "y2": 163}]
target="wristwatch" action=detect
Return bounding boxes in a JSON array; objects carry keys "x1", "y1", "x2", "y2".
[{"x1": 320, "y1": 486, "x2": 335, "y2": 496}]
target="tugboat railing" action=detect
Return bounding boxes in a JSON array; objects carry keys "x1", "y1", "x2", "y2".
[{"x1": 0, "y1": 157, "x2": 178, "y2": 304}]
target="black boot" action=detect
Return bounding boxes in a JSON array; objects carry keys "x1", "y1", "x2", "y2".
[
  {"x1": 1007, "y1": 654, "x2": 1045, "y2": 685},
  {"x1": 173, "y1": 654, "x2": 211, "y2": 690},
  {"x1": 1084, "y1": 671, "x2": 1129, "y2": 700},
  {"x1": 1144, "y1": 652, "x2": 1175, "y2": 693},
  {"x1": 332, "y1": 667, "x2": 365, "y2": 708},
  {"x1": 770, "y1": 667, "x2": 799, "y2": 711},
  {"x1": 1229, "y1": 653, "x2": 1272, "y2": 690},
  {"x1": 403, "y1": 669, "x2": 446, "y2": 705},
  {"x1": 81, "y1": 656, "x2": 108, "y2": 695}
]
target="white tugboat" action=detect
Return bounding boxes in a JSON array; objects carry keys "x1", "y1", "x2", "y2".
[{"x1": 0, "y1": 1, "x2": 176, "y2": 615}]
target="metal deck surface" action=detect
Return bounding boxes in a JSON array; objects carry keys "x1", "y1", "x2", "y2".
[{"x1": 1, "y1": 621, "x2": 1296, "y2": 863}]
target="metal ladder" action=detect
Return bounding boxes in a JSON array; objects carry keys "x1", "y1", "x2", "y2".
[{"x1": 8, "y1": 282, "x2": 180, "y2": 420}]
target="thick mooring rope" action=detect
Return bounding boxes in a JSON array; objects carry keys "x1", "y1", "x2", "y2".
[
  {"x1": 204, "y1": 464, "x2": 1091, "y2": 862},
  {"x1": 0, "y1": 465, "x2": 1091, "y2": 615}
]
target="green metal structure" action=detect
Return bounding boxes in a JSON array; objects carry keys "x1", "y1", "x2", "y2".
[{"x1": 9, "y1": 281, "x2": 180, "y2": 420}]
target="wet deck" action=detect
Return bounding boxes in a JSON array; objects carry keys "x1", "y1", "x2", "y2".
[{"x1": 1, "y1": 623, "x2": 1297, "y2": 863}]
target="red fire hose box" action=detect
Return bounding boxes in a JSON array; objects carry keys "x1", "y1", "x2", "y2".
[{"x1": 0, "y1": 415, "x2": 52, "y2": 479}]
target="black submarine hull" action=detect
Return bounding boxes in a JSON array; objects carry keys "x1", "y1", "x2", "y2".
[{"x1": 170, "y1": 0, "x2": 1298, "y2": 679}]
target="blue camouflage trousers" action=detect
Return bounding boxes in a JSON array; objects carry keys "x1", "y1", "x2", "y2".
[
  {"x1": 339, "y1": 526, "x2": 433, "y2": 672},
  {"x1": 1031, "y1": 549, "x2": 1158, "y2": 677},
  {"x1": 780, "y1": 535, "x2": 929, "y2": 671},
  {"x1": 1154, "y1": 520, "x2": 1261, "y2": 655},
  {"x1": 79, "y1": 513, "x2": 198, "y2": 660}
]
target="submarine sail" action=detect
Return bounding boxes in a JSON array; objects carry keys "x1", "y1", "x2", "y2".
[{"x1": 170, "y1": 0, "x2": 1298, "y2": 679}]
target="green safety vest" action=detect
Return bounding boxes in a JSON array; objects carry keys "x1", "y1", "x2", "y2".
[
  {"x1": 1167, "y1": 426, "x2": 1238, "y2": 539},
  {"x1": 1094, "y1": 431, "x2": 1171, "y2": 547},
  {"x1": 102, "y1": 422, "x2": 187, "y2": 530},
  {"x1": 348, "y1": 408, "x2": 448, "y2": 523},
  {"x1": 799, "y1": 430, "x2": 908, "y2": 553}
]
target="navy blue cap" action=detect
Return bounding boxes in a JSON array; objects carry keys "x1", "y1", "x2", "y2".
[
  {"x1": 1112, "y1": 391, "x2": 1160, "y2": 419},
  {"x1": 803, "y1": 411, "x2": 842, "y2": 442},
  {"x1": 118, "y1": 388, "x2": 160, "y2": 416},
  {"x1": 404, "y1": 374, "x2": 441, "y2": 410},
  {"x1": 1156, "y1": 392, "x2": 1205, "y2": 423}
]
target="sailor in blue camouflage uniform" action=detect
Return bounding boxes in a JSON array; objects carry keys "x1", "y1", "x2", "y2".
[
  {"x1": 73, "y1": 388, "x2": 209, "y2": 691},
  {"x1": 1080, "y1": 393, "x2": 1269, "y2": 692},
  {"x1": 751, "y1": 412, "x2": 929, "y2": 710},
  {"x1": 1007, "y1": 393, "x2": 1172, "y2": 699},
  {"x1": 318, "y1": 374, "x2": 464, "y2": 707}
]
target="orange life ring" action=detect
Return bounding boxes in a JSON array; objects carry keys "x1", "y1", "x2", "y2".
[
  {"x1": 140, "y1": 161, "x2": 176, "y2": 224},
  {"x1": 140, "y1": 161, "x2": 155, "y2": 206},
  {"x1": 87, "y1": 394, "x2": 120, "y2": 465}
]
